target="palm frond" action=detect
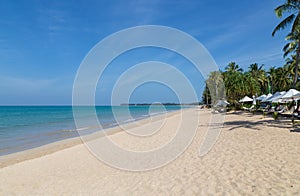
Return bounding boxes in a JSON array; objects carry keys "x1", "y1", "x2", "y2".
[
  {"x1": 292, "y1": 13, "x2": 300, "y2": 32},
  {"x1": 283, "y1": 42, "x2": 291, "y2": 52},
  {"x1": 259, "y1": 64, "x2": 264, "y2": 70},
  {"x1": 287, "y1": 0, "x2": 300, "y2": 7},
  {"x1": 275, "y1": 4, "x2": 298, "y2": 18},
  {"x1": 285, "y1": 32, "x2": 294, "y2": 40},
  {"x1": 272, "y1": 14, "x2": 295, "y2": 36},
  {"x1": 284, "y1": 49, "x2": 293, "y2": 58}
]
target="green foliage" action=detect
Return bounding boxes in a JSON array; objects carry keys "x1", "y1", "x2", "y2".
[
  {"x1": 272, "y1": 0, "x2": 300, "y2": 88},
  {"x1": 202, "y1": 1, "x2": 300, "y2": 108},
  {"x1": 263, "y1": 112, "x2": 267, "y2": 118},
  {"x1": 205, "y1": 71, "x2": 225, "y2": 105},
  {"x1": 202, "y1": 85, "x2": 211, "y2": 105},
  {"x1": 272, "y1": 0, "x2": 300, "y2": 36},
  {"x1": 223, "y1": 62, "x2": 268, "y2": 105},
  {"x1": 203, "y1": 60, "x2": 298, "y2": 109},
  {"x1": 273, "y1": 112, "x2": 279, "y2": 120}
]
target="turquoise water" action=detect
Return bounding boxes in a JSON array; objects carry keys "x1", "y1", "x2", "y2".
[{"x1": 0, "y1": 105, "x2": 182, "y2": 155}]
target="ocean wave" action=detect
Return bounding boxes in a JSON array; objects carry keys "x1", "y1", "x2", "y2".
[
  {"x1": 61, "y1": 129, "x2": 77, "y2": 132},
  {"x1": 123, "y1": 119, "x2": 136, "y2": 123},
  {"x1": 109, "y1": 122, "x2": 118, "y2": 126},
  {"x1": 149, "y1": 111, "x2": 167, "y2": 116},
  {"x1": 76, "y1": 127, "x2": 90, "y2": 131},
  {"x1": 74, "y1": 126, "x2": 102, "y2": 132}
]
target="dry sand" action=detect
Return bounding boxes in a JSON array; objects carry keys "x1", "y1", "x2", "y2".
[{"x1": 0, "y1": 108, "x2": 300, "y2": 195}]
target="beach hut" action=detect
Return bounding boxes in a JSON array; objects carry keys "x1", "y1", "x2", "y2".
[{"x1": 239, "y1": 96, "x2": 253, "y2": 103}]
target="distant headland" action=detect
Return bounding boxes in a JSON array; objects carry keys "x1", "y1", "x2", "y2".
[{"x1": 120, "y1": 103, "x2": 200, "y2": 106}]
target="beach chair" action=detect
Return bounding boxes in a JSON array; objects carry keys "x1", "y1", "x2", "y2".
[
  {"x1": 248, "y1": 105, "x2": 256, "y2": 112},
  {"x1": 242, "y1": 105, "x2": 255, "y2": 111},
  {"x1": 277, "y1": 105, "x2": 287, "y2": 114},
  {"x1": 280, "y1": 106, "x2": 296, "y2": 117},
  {"x1": 267, "y1": 106, "x2": 276, "y2": 114},
  {"x1": 264, "y1": 105, "x2": 271, "y2": 112}
]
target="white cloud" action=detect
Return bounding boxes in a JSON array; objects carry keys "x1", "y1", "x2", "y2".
[{"x1": 36, "y1": 6, "x2": 71, "y2": 39}]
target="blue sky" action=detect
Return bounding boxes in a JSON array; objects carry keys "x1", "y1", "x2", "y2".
[{"x1": 0, "y1": 0, "x2": 290, "y2": 105}]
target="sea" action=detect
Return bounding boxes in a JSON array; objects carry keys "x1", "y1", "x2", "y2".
[{"x1": 0, "y1": 105, "x2": 183, "y2": 156}]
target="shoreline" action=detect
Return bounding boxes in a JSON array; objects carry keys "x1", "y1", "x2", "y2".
[
  {"x1": 0, "y1": 108, "x2": 186, "y2": 168},
  {"x1": 0, "y1": 105, "x2": 185, "y2": 157}
]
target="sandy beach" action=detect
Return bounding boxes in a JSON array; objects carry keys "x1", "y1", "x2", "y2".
[{"x1": 1, "y1": 108, "x2": 300, "y2": 195}]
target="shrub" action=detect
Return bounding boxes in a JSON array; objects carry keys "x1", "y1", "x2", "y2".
[{"x1": 273, "y1": 112, "x2": 279, "y2": 120}]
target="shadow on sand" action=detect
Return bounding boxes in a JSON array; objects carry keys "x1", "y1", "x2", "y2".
[
  {"x1": 290, "y1": 128, "x2": 300, "y2": 133},
  {"x1": 223, "y1": 111, "x2": 298, "y2": 132}
]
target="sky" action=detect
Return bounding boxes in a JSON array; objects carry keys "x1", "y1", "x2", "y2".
[{"x1": 0, "y1": 0, "x2": 290, "y2": 105}]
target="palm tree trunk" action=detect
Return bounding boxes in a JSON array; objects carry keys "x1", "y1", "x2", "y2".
[
  {"x1": 215, "y1": 84, "x2": 218, "y2": 103},
  {"x1": 294, "y1": 41, "x2": 300, "y2": 88}
]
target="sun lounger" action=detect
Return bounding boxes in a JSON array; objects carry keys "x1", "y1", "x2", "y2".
[
  {"x1": 280, "y1": 106, "x2": 296, "y2": 117},
  {"x1": 242, "y1": 105, "x2": 255, "y2": 112}
]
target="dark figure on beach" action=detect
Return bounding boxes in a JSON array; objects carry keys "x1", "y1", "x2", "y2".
[{"x1": 296, "y1": 105, "x2": 300, "y2": 115}]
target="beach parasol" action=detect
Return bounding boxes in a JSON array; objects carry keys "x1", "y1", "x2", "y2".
[
  {"x1": 256, "y1": 94, "x2": 266, "y2": 101},
  {"x1": 239, "y1": 96, "x2": 253, "y2": 103},
  {"x1": 271, "y1": 92, "x2": 287, "y2": 103},
  {"x1": 215, "y1": 100, "x2": 229, "y2": 107},
  {"x1": 292, "y1": 92, "x2": 300, "y2": 100},
  {"x1": 280, "y1": 89, "x2": 299, "y2": 102},
  {"x1": 263, "y1": 91, "x2": 285, "y2": 103},
  {"x1": 261, "y1": 93, "x2": 272, "y2": 102}
]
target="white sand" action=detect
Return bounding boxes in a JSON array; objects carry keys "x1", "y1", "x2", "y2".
[{"x1": 0, "y1": 109, "x2": 300, "y2": 195}]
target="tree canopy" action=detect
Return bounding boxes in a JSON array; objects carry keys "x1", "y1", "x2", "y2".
[{"x1": 202, "y1": 61, "x2": 298, "y2": 106}]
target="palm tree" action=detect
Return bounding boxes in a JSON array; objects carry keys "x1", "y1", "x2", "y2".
[
  {"x1": 284, "y1": 55, "x2": 298, "y2": 85},
  {"x1": 283, "y1": 32, "x2": 299, "y2": 58},
  {"x1": 202, "y1": 84, "x2": 211, "y2": 105},
  {"x1": 267, "y1": 66, "x2": 277, "y2": 93},
  {"x1": 225, "y1": 62, "x2": 243, "y2": 73},
  {"x1": 269, "y1": 66, "x2": 291, "y2": 91},
  {"x1": 206, "y1": 61, "x2": 297, "y2": 109},
  {"x1": 223, "y1": 62, "x2": 244, "y2": 105},
  {"x1": 248, "y1": 63, "x2": 268, "y2": 94},
  {"x1": 205, "y1": 71, "x2": 225, "y2": 105},
  {"x1": 243, "y1": 72, "x2": 259, "y2": 96},
  {"x1": 272, "y1": 0, "x2": 300, "y2": 88}
]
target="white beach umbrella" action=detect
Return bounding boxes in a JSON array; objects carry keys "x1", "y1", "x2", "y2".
[
  {"x1": 215, "y1": 100, "x2": 229, "y2": 107},
  {"x1": 239, "y1": 96, "x2": 253, "y2": 103},
  {"x1": 272, "y1": 89, "x2": 299, "y2": 103},
  {"x1": 292, "y1": 92, "x2": 300, "y2": 100},
  {"x1": 265, "y1": 91, "x2": 285, "y2": 102},
  {"x1": 261, "y1": 93, "x2": 272, "y2": 102},
  {"x1": 256, "y1": 94, "x2": 266, "y2": 101},
  {"x1": 271, "y1": 92, "x2": 287, "y2": 103},
  {"x1": 281, "y1": 89, "x2": 299, "y2": 100}
]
